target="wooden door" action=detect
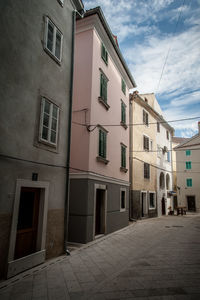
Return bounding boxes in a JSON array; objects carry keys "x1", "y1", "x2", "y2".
[{"x1": 14, "y1": 187, "x2": 40, "y2": 260}]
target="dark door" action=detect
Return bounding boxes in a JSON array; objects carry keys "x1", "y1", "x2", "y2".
[
  {"x1": 162, "y1": 198, "x2": 166, "y2": 215},
  {"x1": 141, "y1": 193, "x2": 145, "y2": 217},
  {"x1": 14, "y1": 187, "x2": 40, "y2": 260},
  {"x1": 187, "y1": 196, "x2": 196, "y2": 211},
  {"x1": 95, "y1": 189, "x2": 105, "y2": 235}
]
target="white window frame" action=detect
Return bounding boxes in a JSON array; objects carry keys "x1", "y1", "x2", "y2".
[
  {"x1": 149, "y1": 191, "x2": 156, "y2": 209},
  {"x1": 44, "y1": 16, "x2": 63, "y2": 62},
  {"x1": 39, "y1": 98, "x2": 59, "y2": 146},
  {"x1": 120, "y1": 187, "x2": 126, "y2": 212}
]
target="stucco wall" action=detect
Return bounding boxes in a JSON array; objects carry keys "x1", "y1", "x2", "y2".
[{"x1": 0, "y1": 0, "x2": 75, "y2": 278}]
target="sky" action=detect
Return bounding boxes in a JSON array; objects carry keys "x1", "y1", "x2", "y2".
[{"x1": 83, "y1": 0, "x2": 200, "y2": 138}]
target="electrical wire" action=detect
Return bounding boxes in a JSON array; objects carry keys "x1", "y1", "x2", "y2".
[
  {"x1": 156, "y1": 0, "x2": 186, "y2": 93},
  {"x1": 72, "y1": 116, "x2": 200, "y2": 128}
]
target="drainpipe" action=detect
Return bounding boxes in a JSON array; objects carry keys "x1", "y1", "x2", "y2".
[{"x1": 64, "y1": 8, "x2": 84, "y2": 254}]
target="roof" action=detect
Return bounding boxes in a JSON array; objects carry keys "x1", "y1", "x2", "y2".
[
  {"x1": 172, "y1": 137, "x2": 189, "y2": 144},
  {"x1": 80, "y1": 7, "x2": 136, "y2": 88},
  {"x1": 130, "y1": 92, "x2": 174, "y2": 133}
]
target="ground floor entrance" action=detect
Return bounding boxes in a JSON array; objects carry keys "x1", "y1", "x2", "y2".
[
  {"x1": 162, "y1": 197, "x2": 166, "y2": 215},
  {"x1": 14, "y1": 187, "x2": 40, "y2": 259},
  {"x1": 95, "y1": 189, "x2": 106, "y2": 236},
  {"x1": 187, "y1": 196, "x2": 196, "y2": 211}
]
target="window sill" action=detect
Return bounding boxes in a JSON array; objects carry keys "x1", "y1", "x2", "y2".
[
  {"x1": 120, "y1": 167, "x2": 128, "y2": 173},
  {"x1": 120, "y1": 122, "x2": 128, "y2": 130},
  {"x1": 149, "y1": 207, "x2": 156, "y2": 210},
  {"x1": 98, "y1": 97, "x2": 110, "y2": 110},
  {"x1": 44, "y1": 47, "x2": 61, "y2": 66},
  {"x1": 96, "y1": 156, "x2": 109, "y2": 164}
]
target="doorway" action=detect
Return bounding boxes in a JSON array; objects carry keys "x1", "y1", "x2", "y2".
[
  {"x1": 141, "y1": 192, "x2": 147, "y2": 217},
  {"x1": 95, "y1": 189, "x2": 106, "y2": 236},
  {"x1": 14, "y1": 187, "x2": 40, "y2": 259},
  {"x1": 162, "y1": 197, "x2": 166, "y2": 215},
  {"x1": 187, "y1": 196, "x2": 196, "y2": 211}
]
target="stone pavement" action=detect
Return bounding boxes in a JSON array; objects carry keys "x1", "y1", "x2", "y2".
[{"x1": 0, "y1": 213, "x2": 200, "y2": 300}]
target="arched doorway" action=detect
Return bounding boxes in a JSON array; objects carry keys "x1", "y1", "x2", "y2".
[{"x1": 162, "y1": 197, "x2": 166, "y2": 215}]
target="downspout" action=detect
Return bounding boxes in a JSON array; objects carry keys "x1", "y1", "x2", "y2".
[{"x1": 64, "y1": 9, "x2": 84, "y2": 254}]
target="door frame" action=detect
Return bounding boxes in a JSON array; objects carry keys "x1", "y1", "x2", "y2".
[
  {"x1": 7, "y1": 179, "x2": 49, "y2": 278},
  {"x1": 93, "y1": 184, "x2": 107, "y2": 239}
]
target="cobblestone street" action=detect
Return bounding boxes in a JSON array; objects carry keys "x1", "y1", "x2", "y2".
[{"x1": 0, "y1": 214, "x2": 200, "y2": 300}]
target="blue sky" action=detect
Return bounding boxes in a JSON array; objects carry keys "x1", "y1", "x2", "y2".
[{"x1": 83, "y1": 0, "x2": 200, "y2": 138}]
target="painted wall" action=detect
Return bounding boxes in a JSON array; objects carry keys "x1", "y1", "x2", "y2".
[
  {"x1": 0, "y1": 0, "x2": 76, "y2": 278},
  {"x1": 176, "y1": 135, "x2": 200, "y2": 213}
]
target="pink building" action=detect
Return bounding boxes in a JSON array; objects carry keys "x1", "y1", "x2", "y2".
[{"x1": 69, "y1": 7, "x2": 136, "y2": 243}]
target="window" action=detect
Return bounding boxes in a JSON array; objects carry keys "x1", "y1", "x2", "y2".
[
  {"x1": 143, "y1": 110, "x2": 149, "y2": 126},
  {"x1": 44, "y1": 17, "x2": 63, "y2": 62},
  {"x1": 120, "y1": 189, "x2": 126, "y2": 212},
  {"x1": 121, "y1": 78, "x2": 126, "y2": 95},
  {"x1": 186, "y1": 150, "x2": 191, "y2": 156},
  {"x1": 98, "y1": 129, "x2": 107, "y2": 159},
  {"x1": 101, "y1": 43, "x2": 108, "y2": 65},
  {"x1": 143, "y1": 135, "x2": 149, "y2": 151},
  {"x1": 40, "y1": 98, "x2": 59, "y2": 145},
  {"x1": 121, "y1": 101, "x2": 126, "y2": 125},
  {"x1": 157, "y1": 122, "x2": 160, "y2": 132},
  {"x1": 144, "y1": 97, "x2": 148, "y2": 103},
  {"x1": 167, "y1": 151, "x2": 170, "y2": 162},
  {"x1": 186, "y1": 162, "x2": 191, "y2": 169},
  {"x1": 144, "y1": 163, "x2": 150, "y2": 179},
  {"x1": 121, "y1": 144, "x2": 126, "y2": 169},
  {"x1": 100, "y1": 73, "x2": 108, "y2": 103},
  {"x1": 186, "y1": 178, "x2": 192, "y2": 187},
  {"x1": 149, "y1": 192, "x2": 156, "y2": 209},
  {"x1": 166, "y1": 130, "x2": 169, "y2": 140}
]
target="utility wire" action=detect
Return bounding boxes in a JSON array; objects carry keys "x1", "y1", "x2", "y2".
[
  {"x1": 72, "y1": 116, "x2": 200, "y2": 127},
  {"x1": 156, "y1": 0, "x2": 186, "y2": 93}
]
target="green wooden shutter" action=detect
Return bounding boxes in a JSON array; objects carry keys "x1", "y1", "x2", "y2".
[{"x1": 121, "y1": 102, "x2": 126, "y2": 123}]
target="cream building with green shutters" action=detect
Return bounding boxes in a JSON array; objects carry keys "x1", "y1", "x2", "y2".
[{"x1": 174, "y1": 122, "x2": 200, "y2": 213}]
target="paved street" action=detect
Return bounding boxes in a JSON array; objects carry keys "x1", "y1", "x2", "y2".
[{"x1": 0, "y1": 214, "x2": 200, "y2": 300}]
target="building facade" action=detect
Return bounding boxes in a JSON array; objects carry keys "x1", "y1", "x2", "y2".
[
  {"x1": 129, "y1": 92, "x2": 174, "y2": 219},
  {"x1": 69, "y1": 7, "x2": 136, "y2": 243},
  {"x1": 0, "y1": 0, "x2": 83, "y2": 278},
  {"x1": 174, "y1": 122, "x2": 200, "y2": 213}
]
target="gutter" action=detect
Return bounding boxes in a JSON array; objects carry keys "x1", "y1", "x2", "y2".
[{"x1": 64, "y1": 8, "x2": 84, "y2": 255}]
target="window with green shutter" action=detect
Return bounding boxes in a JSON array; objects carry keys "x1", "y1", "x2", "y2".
[
  {"x1": 99, "y1": 129, "x2": 107, "y2": 159},
  {"x1": 186, "y1": 150, "x2": 191, "y2": 156},
  {"x1": 121, "y1": 101, "x2": 126, "y2": 124},
  {"x1": 101, "y1": 43, "x2": 108, "y2": 65},
  {"x1": 186, "y1": 161, "x2": 191, "y2": 169},
  {"x1": 121, "y1": 145, "x2": 126, "y2": 168},
  {"x1": 186, "y1": 178, "x2": 192, "y2": 187},
  {"x1": 121, "y1": 78, "x2": 126, "y2": 95},
  {"x1": 100, "y1": 73, "x2": 107, "y2": 102}
]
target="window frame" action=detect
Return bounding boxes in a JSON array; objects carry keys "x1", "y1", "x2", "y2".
[
  {"x1": 120, "y1": 188, "x2": 126, "y2": 212},
  {"x1": 121, "y1": 100, "x2": 127, "y2": 128},
  {"x1": 149, "y1": 192, "x2": 156, "y2": 209},
  {"x1": 144, "y1": 162, "x2": 150, "y2": 179},
  {"x1": 39, "y1": 97, "x2": 59, "y2": 147},
  {"x1": 44, "y1": 16, "x2": 63, "y2": 63},
  {"x1": 186, "y1": 178, "x2": 192, "y2": 187},
  {"x1": 143, "y1": 110, "x2": 149, "y2": 126},
  {"x1": 157, "y1": 122, "x2": 160, "y2": 132},
  {"x1": 101, "y1": 43, "x2": 108, "y2": 65},
  {"x1": 120, "y1": 143, "x2": 127, "y2": 172},
  {"x1": 99, "y1": 71, "x2": 109, "y2": 109},
  {"x1": 97, "y1": 127, "x2": 109, "y2": 164},
  {"x1": 186, "y1": 161, "x2": 191, "y2": 169},
  {"x1": 143, "y1": 135, "x2": 150, "y2": 151},
  {"x1": 121, "y1": 78, "x2": 126, "y2": 95},
  {"x1": 186, "y1": 150, "x2": 191, "y2": 156},
  {"x1": 166, "y1": 130, "x2": 169, "y2": 140}
]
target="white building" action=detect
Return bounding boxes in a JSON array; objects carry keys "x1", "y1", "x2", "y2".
[{"x1": 174, "y1": 122, "x2": 200, "y2": 213}]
